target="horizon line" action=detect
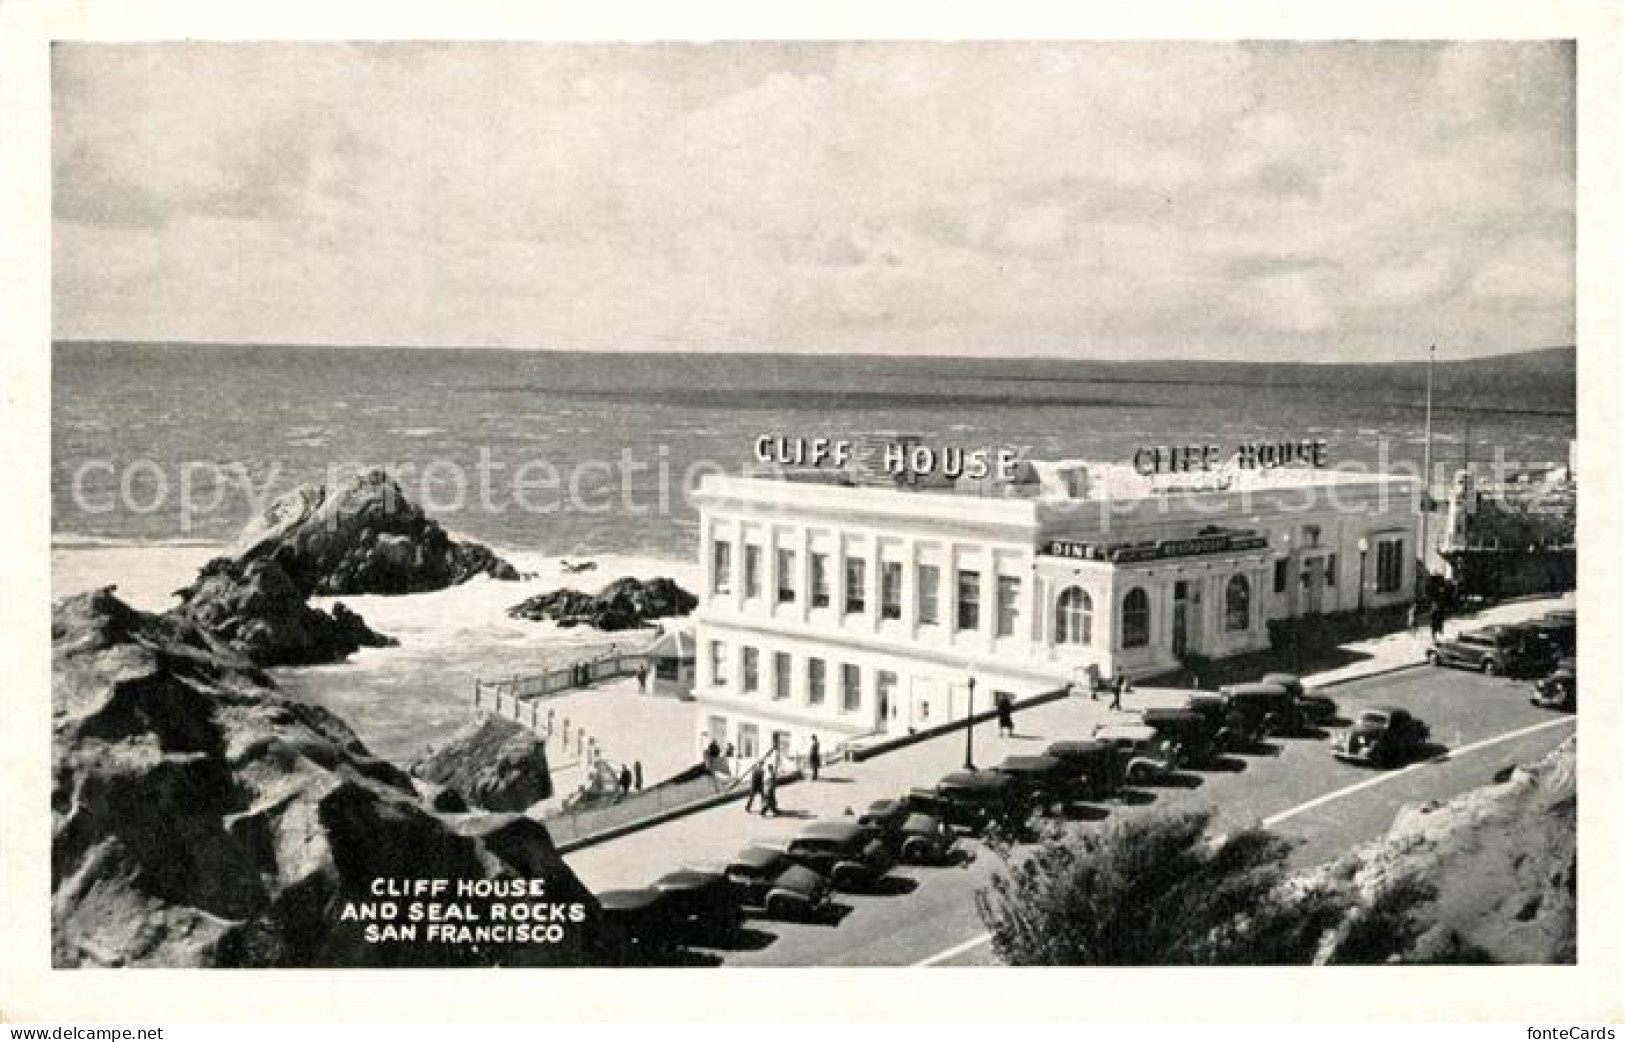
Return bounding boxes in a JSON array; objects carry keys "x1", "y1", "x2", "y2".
[{"x1": 51, "y1": 338, "x2": 1576, "y2": 367}]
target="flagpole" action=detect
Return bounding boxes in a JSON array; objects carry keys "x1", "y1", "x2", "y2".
[{"x1": 1421, "y1": 344, "x2": 1435, "y2": 580}]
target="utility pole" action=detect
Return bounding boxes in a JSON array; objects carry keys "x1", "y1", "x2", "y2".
[{"x1": 1421, "y1": 344, "x2": 1436, "y2": 582}]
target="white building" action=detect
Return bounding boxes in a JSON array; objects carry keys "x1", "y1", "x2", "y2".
[{"x1": 690, "y1": 457, "x2": 1419, "y2": 762}]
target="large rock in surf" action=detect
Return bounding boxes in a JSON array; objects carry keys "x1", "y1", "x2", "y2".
[
  {"x1": 167, "y1": 555, "x2": 396, "y2": 668},
  {"x1": 507, "y1": 576, "x2": 697, "y2": 631},
  {"x1": 412, "y1": 712, "x2": 554, "y2": 812},
  {"x1": 52, "y1": 588, "x2": 595, "y2": 968},
  {"x1": 234, "y1": 469, "x2": 519, "y2": 596}
]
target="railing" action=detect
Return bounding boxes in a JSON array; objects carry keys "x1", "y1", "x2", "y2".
[
  {"x1": 544, "y1": 739, "x2": 861, "y2": 849},
  {"x1": 544, "y1": 769, "x2": 732, "y2": 846},
  {"x1": 474, "y1": 651, "x2": 646, "y2": 707}
]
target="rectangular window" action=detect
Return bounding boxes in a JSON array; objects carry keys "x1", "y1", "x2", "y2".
[
  {"x1": 712, "y1": 540, "x2": 733, "y2": 595},
  {"x1": 806, "y1": 658, "x2": 826, "y2": 705},
  {"x1": 1325, "y1": 553, "x2": 1338, "y2": 587},
  {"x1": 845, "y1": 557, "x2": 867, "y2": 614},
  {"x1": 776, "y1": 548, "x2": 797, "y2": 603},
  {"x1": 1376, "y1": 538, "x2": 1405, "y2": 593},
  {"x1": 996, "y1": 576, "x2": 1021, "y2": 637},
  {"x1": 841, "y1": 663, "x2": 862, "y2": 713},
  {"x1": 773, "y1": 652, "x2": 791, "y2": 700},
  {"x1": 881, "y1": 561, "x2": 903, "y2": 620},
  {"x1": 741, "y1": 646, "x2": 759, "y2": 693},
  {"x1": 811, "y1": 553, "x2": 831, "y2": 608},
  {"x1": 1273, "y1": 559, "x2": 1289, "y2": 594},
  {"x1": 918, "y1": 564, "x2": 941, "y2": 625},
  {"x1": 744, "y1": 545, "x2": 762, "y2": 598},
  {"x1": 709, "y1": 640, "x2": 728, "y2": 686},
  {"x1": 737, "y1": 723, "x2": 759, "y2": 760},
  {"x1": 957, "y1": 569, "x2": 981, "y2": 632}
]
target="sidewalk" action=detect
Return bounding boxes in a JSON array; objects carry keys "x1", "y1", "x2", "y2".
[{"x1": 558, "y1": 592, "x2": 1573, "y2": 892}]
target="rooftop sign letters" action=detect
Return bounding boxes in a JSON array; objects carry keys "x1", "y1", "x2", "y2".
[
  {"x1": 1134, "y1": 439, "x2": 1329, "y2": 475},
  {"x1": 1047, "y1": 530, "x2": 1272, "y2": 563},
  {"x1": 753, "y1": 435, "x2": 1020, "y2": 482}
]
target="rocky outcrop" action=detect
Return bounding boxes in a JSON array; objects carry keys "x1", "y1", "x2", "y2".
[
  {"x1": 1306, "y1": 736, "x2": 1576, "y2": 964},
  {"x1": 52, "y1": 588, "x2": 594, "y2": 968},
  {"x1": 507, "y1": 576, "x2": 697, "y2": 631},
  {"x1": 167, "y1": 556, "x2": 396, "y2": 668},
  {"x1": 233, "y1": 469, "x2": 519, "y2": 596},
  {"x1": 412, "y1": 713, "x2": 553, "y2": 812}
]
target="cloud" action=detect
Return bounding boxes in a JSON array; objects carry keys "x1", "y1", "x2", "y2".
[{"x1": 52, "y1": 41, "x2": 1574, "y2": 360}]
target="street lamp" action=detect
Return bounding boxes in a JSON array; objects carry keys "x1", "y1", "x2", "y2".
[
  {"x1": 963, "y1": 668, "x2": 978, "y2": 770},
  {"x1": 1356, "y1": 536, "x2": 1370, "y2": 616}
]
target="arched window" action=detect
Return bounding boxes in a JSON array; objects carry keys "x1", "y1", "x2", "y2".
[
  {"x1": 1121, "y1": 588, "x2": 1150, "y2": 648},
  {"x1": 1055, "y1": 587, "x2": 1093, "y2": 645},
  {"x1": 1225, "y1": 575, "x2": 1251, "y2": 631}
]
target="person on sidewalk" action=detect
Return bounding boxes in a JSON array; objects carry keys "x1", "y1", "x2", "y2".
[
  {"x1": 995, "y1": 693, "x2": 1015, "y2": 737},
  {"x1": 618, "y1": 764, "x2": 633, "y2": 798},
  {"x1": 1429, "y1": 604, "x2": 1446, "y2": 643},
  {"x1": 1110, "y1": 673, "x2": 1126, "y2": 711},
  {"x1": 761, "y1": 765, "x2": 780, "y2": 817},
  {"x1": 807, "y1": 736, "x2": 822, "y2": 781},
  {"x1": 636, "y1": 664, "x2": 648, "y2": 693},
  {"x1": 1407, "y1": 602, "x2": 1420, "y2": 635},
  {"x1": 745, "y1": 762, "x2": 764, "y2": 813}
]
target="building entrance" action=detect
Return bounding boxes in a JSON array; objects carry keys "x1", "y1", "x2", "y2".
[
  {"x1": 1302, "y1": 555, "x2": 1326, "y2": 614},
  {"x1": 1171, "y1": 581, "x2": 1190, "y2": 657}
]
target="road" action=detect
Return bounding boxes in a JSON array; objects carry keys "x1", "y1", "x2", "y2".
[{"x1": 695, "y1": 664, "x2": 1575, "y2": 967}]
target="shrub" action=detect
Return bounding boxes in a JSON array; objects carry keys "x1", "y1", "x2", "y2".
[{"x1": 975, "y1": 809, "x2": 1348, "y2": 965}]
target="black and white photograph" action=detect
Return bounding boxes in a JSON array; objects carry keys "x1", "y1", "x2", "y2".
[{"x1": 3, "y1": 0, "x2": 1621, "y2": 1028}]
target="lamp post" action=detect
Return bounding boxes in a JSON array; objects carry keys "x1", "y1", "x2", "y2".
[
  {"x1": 963, "y1": 671, "x2": 978, "y2": 770},
  {"x1": 1356, "y1": 536, "x2": 1370, "y2": 617}
]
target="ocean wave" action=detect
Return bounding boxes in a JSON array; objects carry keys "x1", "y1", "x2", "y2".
[{"x1": 52, "y1": 533, "x2": 227, "y2": 550}]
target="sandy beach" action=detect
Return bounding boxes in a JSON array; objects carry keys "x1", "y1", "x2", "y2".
[{"x1": 52, "y1": 538, "x2": 705, "y2": 786}]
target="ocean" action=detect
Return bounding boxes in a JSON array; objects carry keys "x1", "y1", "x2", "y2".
[
  {"x1": 53, "y1": 342, "x2": 1577, "y2": 554},
  {"x1": 51, "y1": 342, "x2": 1576, "y2": 770}
]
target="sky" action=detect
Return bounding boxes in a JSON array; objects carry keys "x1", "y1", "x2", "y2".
[{"x1": 52, "y1": 41, "x2": 1575, "y2": 361}]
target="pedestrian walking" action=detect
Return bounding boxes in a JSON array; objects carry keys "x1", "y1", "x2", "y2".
[
  {"x1": 807, "y1": 736, "x2": 822, "y2": 781},
  {"x1": 745, "y1": 762, "x2": 764, "y2": 813},
  {"x1": 618, "y1": 765, "x2": 632, "y2": 797},
  {"x1": 995, "y1": 693, "x2": 1015, "y2": 738},
  {"x1": 761, "y1": 765, "x2": 780, "y2": 817},
  {"x1": 1429, "y1": 604, "x2": 1446, "y2": 643},
  {"x1": 1085, "y1": 663, "x2": 1101, "y2": 701},
  {"x1": 633, "y1": 760, "x2": 644, "y2": 791},
  {"x1": 636, "y1": 664, "x2": 648, "y2": 693},
  {"x1": 1110, "y1": 673, "x2": 1126, "y2": 711}
]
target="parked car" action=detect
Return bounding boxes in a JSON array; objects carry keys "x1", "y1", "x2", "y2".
[
  {"x1": 855, "y1": 798, "x2": 912, "y2": 853},
  {"x1": 721, "y1": 846, "x2": 831, "y2": 921},
  {"x1": 897, "y1": 813, "x2": 957, "y2": 865},
  {"x1": 1331, "y1": 706, "x2": 1431, "y2": 767},
  {"x1": 905, "y1": 769, "x2": 1026, "y2": 834},
  {"x1": 1220, "y1": 681, "x2": 1303, "y2": 738},
  {"x1": 1542, "y1": 609, "x2": 1577, "y2": 653},
  {"x1": 1262, "y1": 671, "x2": 1338, "y2": 726},
  {"x1": 1141, "y1": 707, "x2": 1218, "y2": 766},
  {"x1": 1044, "y1": 739, "x2": 1125, "y2": 799},
  {"x1": 990, "y1": 754, "x2": 1083, "y2": 814},
  {"x1": 777, "y1": 821, "x2": 893, "y2": 890},
  {"x1": 1092, "y1": 722, "x2": 1183, "y2": 783},
  {"x1": 594, "y1": 887, "x2": 679, "y2": 957},
  {"x1": 1518, "y1": 615, "x2": 1575, "y2": 662},
  {"x1": 1427, "y1": 626, "x2": 1542, "y2": 676},
  {"x1": 1531, "y1": 666, "x2": 1576, "y2": 712},
  {"x1": 648, "y1": 869, "x2": 741, "y2": 943}
]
